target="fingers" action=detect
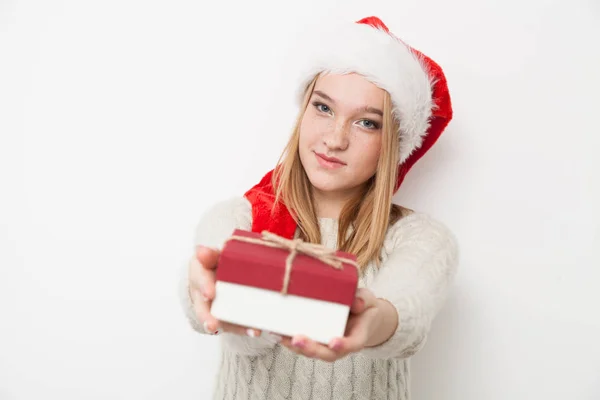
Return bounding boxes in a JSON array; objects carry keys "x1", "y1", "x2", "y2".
[
  {"x1": 188, "y1": 248, "x2": 219, "y2": 332},
  {"x1": 323, "y1": 315, "x2": 372, "y2": 358},
  {"x1": 188, "y1": 283, "x2": 262, "y2": 337},
  {"x1": 195, "y1": 245, "x2": 220, "y2": 270},
  {"x1": 280, "y1": 305, "x2": 380, "y2": 361},
  {"x1": 189, "y1": 287, "x2": 219, "y2": 333},
  {"x1": 190, "y1": 245, "x2": 268, "y2": 339},
  {"x1": 326, "y1": 331, "x2": 366, "y2": 356},
  {"x1": 325, "y1": 316, "x2": 370, "y2": 357},
  {"x1": 218, "y1": 321, "x2": 262, "y2": 337},
  {"x1": 189, "y1": 252, "x2": 217, "y2": 300},
  {"x1": 194, "y1": 245, "x2": 219, "y2": 299},
  {"x1": 350, "y1": 288, "x2": 377, "y2": 314},
  {"x1": 281, "y1": 335, "x2": 348, "y2": 363}
]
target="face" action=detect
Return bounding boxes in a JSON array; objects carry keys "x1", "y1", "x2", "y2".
[{"x1": 298, "y1": 73, "x2": 384, "y2": 199}]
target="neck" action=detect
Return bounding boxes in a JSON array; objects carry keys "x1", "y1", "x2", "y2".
[{"x1": 312, "y1": 187, "x2": 361, "y2": 219}]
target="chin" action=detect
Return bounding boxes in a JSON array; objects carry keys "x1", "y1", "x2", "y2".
[
  {"x1": 306, "y1": 170, "x2": 353, "y2": 193},
  {"x1": 311, "y1": 182, "x2": 347, "y2": 194}
]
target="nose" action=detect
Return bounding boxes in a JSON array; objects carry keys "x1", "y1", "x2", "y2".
[{"x1": 323, "y1": 120, "x2": 349, "y2": 151}]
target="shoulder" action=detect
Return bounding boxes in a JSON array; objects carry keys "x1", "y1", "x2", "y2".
[
  {"x1": 193, "y1": 196, "x2": 252, "y2": 249},
  {"x1": 382, "y1": 208, "x2": 459, "y2": 261}
]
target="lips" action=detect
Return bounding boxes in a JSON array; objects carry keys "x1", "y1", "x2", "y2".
[
  {"x1": 315, "y1": 152, "x2": 345, "y2": 165},
  {"x1": 314, "y1": 152, "x2": 346, "y2": 169}
]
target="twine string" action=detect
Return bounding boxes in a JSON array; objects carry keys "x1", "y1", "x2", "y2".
[{"x1": 227, "y1": 231, "x2": 359, "y2": 295}]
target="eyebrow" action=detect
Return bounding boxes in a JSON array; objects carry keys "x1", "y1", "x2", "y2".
[{"x1": 313, "y1": 90, "x2": 383, "y2": 117}]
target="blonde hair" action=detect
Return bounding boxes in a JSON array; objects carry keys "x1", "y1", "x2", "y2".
[{"x1": 272, "y1": 74, "x2": 407, "y2": 270}]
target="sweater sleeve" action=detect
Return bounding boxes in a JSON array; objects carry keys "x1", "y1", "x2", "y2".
[
  {"x1": 360, "y1": 212, "x2": 459, "y2": 360},
  {"x1": 178, "y1": 196, "x2": 278, "y2": 356}
]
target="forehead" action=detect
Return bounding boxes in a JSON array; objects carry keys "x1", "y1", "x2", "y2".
[{"x1": 313, "y1": 73, "x2": 385, "y2": 107}]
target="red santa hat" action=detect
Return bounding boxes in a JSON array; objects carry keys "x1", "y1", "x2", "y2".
[{"x1": 244, "y1": 16, "x2": 453, "y2": 239}]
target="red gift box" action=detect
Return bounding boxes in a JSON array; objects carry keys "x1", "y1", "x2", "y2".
[{"x1": 210, "y1": 229, "x2": 359, "y2": 344}]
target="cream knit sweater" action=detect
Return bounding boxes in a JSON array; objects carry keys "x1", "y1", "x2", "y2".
[{"x1": 179, "y1": 197, "x2": 459, "y2": 400}]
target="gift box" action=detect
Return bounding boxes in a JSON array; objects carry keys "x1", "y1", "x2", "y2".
[{"x1": 210, "y1": 228, "x2": 359, "y2": 344}]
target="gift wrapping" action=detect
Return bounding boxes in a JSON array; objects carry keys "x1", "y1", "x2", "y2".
[{"x1": 210, "y1": 228, "x2": 359, "y2": 344}]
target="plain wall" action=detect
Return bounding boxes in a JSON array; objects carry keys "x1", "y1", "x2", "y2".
[{"x1": 1, "y1": 0, "x2": 599, "y2": 399}]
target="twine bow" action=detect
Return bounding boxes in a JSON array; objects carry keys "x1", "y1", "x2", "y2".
[{"x1": 228, "y1": 231, "x2": 359, "y2": 295}]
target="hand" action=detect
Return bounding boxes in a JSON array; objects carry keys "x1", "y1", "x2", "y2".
[
  {"x1": 188, "y1": 245, "x2": 261, "y2": 337},
  {"x1": 280, "y1": 288, "x2": 390, "y2": 362}
]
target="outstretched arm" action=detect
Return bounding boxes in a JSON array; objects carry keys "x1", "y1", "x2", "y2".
[{"x1": 178, "y1": 197, "x2": 278, "y2": 356}]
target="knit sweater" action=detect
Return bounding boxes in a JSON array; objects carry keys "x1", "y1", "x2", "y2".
[{"x1": 179, "y1": 197, "x2": 459, "y2": 400}]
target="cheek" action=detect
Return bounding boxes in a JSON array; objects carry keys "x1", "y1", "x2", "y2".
[
  {"x1": 298, "y1": 119, "x2": 316, "y2": 162},
  {"x1": 299, "y1": 115, "x2": 326, "y2": 147},
  {"x1": 356, "y1": 135, "x2": 382, "y2": 171}
]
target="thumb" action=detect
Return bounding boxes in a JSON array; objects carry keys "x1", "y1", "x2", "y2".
[
  {"x1": 195, "y1": 245, "x2": 220, "y2": 270},
  {"x1": 350, "y1": 288, "x2": 377, "y2": 314}
]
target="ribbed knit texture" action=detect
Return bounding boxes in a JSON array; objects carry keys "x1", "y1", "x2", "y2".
[{"x1": 179, "y1": 197, "x2": 459, "y2": 400}]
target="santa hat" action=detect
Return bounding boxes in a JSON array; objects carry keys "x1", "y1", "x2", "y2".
[
  {"x1": 244, "y1": 16, "x2": 453, "y2": 239},
  {"x1": 294, "y1": 16, "x2": 453, "y2": 177}
]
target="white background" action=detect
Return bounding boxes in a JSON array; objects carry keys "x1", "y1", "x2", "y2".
[{"x1": 1, "y1": 0, "x2": 599, "y2": 399}]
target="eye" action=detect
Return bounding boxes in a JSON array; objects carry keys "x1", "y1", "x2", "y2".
[
  {"x1": 312, "y1": 102, "x2": 331, "y2": 114},
  {"x1": 358, "y1": 119, "x2": 380, "y2": 130}
]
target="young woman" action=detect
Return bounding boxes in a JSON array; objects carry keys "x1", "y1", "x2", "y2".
[{"x1": 180, "y1": 16, "x2": 458, "y2": 400}]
